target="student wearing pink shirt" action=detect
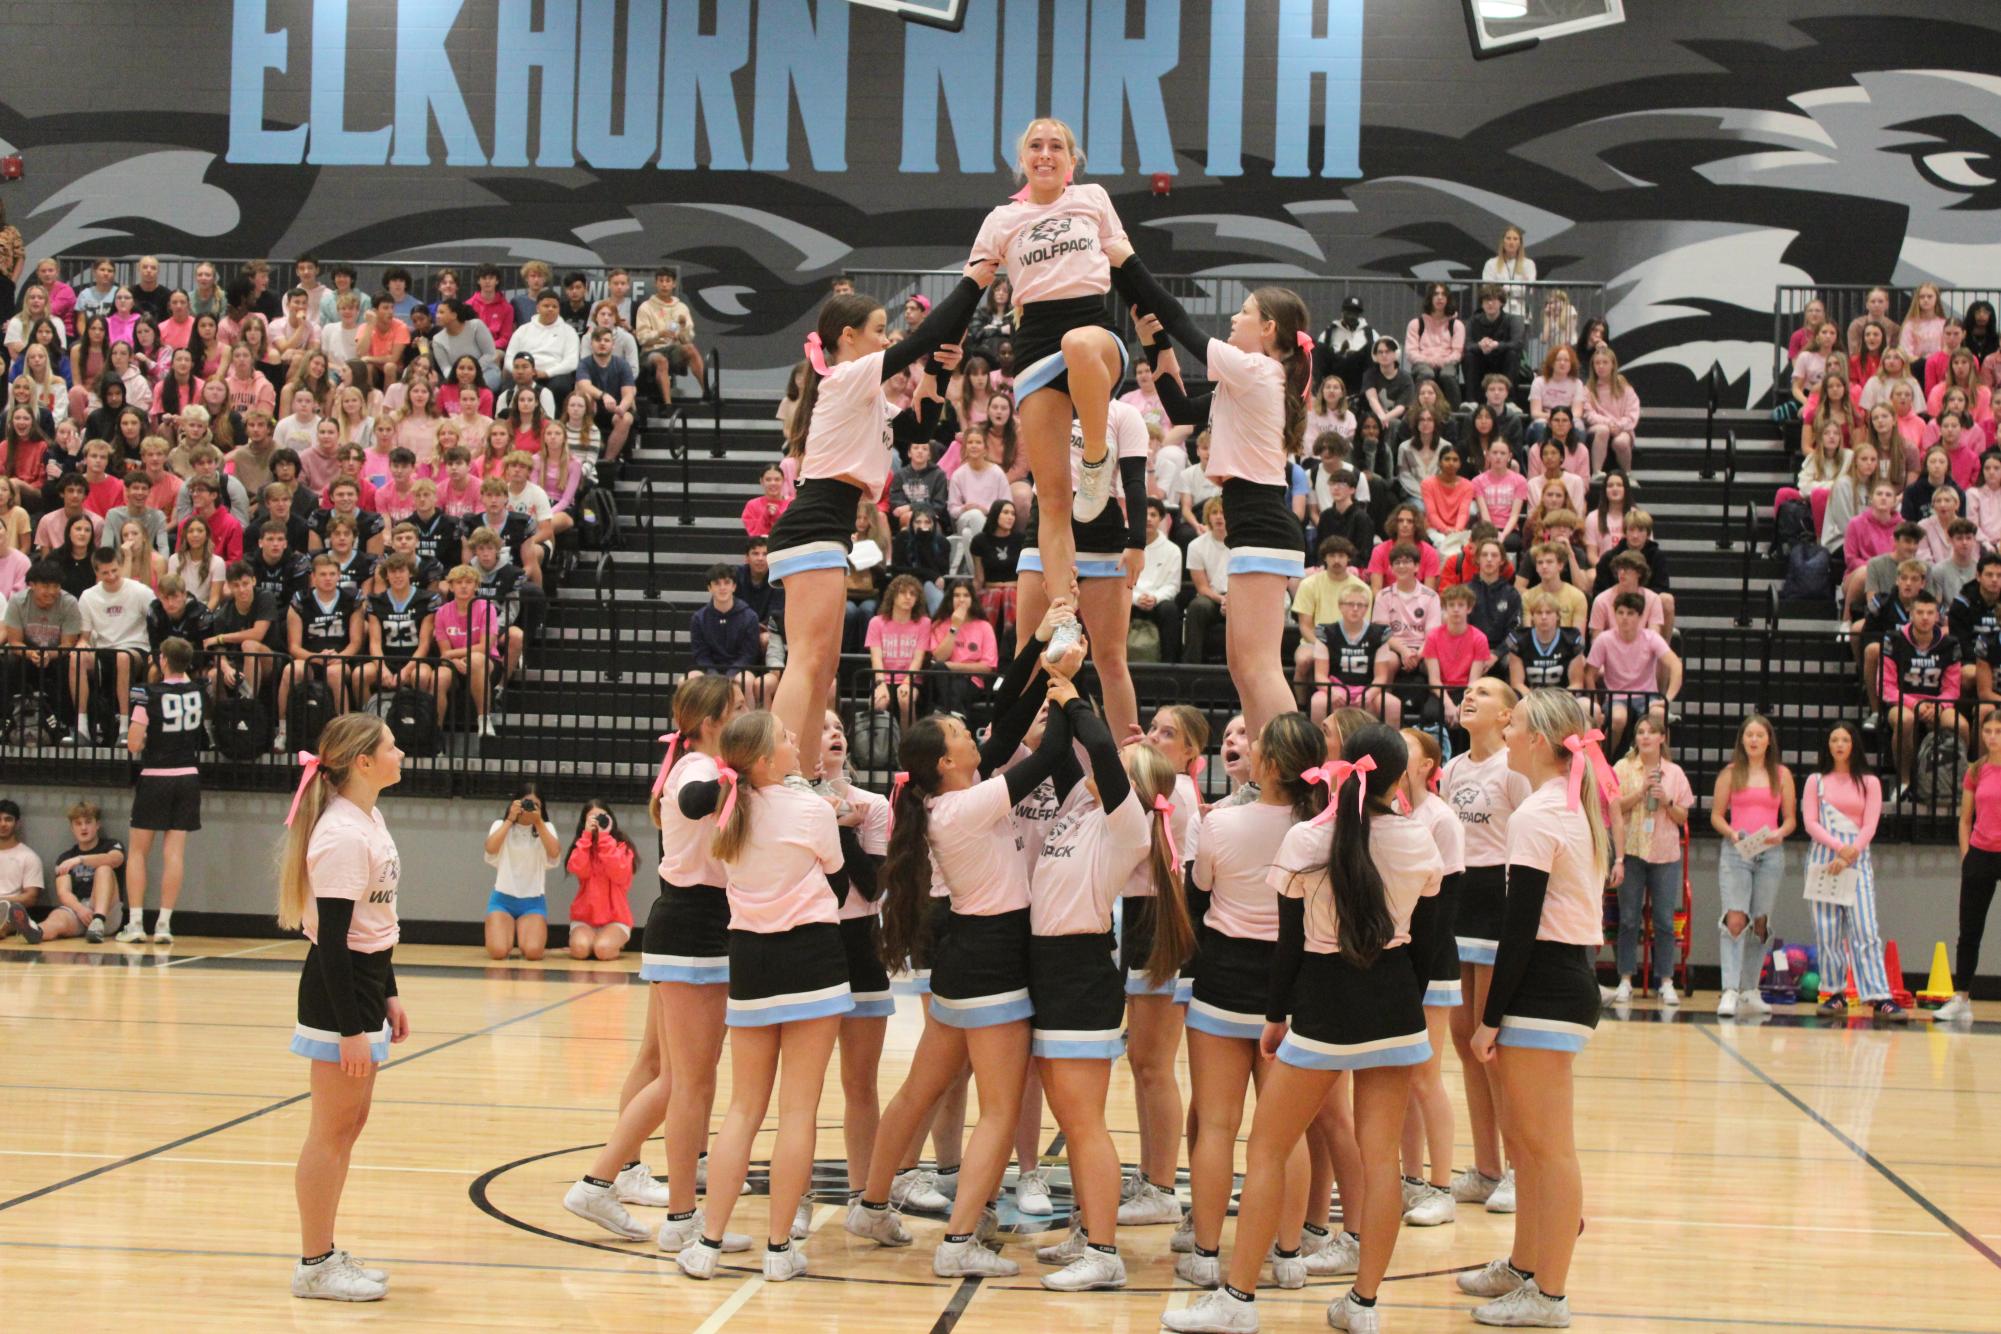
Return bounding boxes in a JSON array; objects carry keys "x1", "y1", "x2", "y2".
[
  {"x1": 925, "y1": 582, "x2": 998, "y2": 717},
  {"x1": 278, "y1": 715, "x2": 407, "y2": 1304},
  {"x1": 1403, "y1": 283, "x2": 1467, "y2": 399},
  {"x1": 1579, "y1": 346, "x2": 1641, "y2": 474},
  {"x1": 665, "y1": 711, "x2": 849, "y2": 1284},
  {"x1": 1166, "y1": 726, "x2": 1441, "y2": 1334},
  {"x1": 1423, "y1": 584, "x2": 1492, "y2": 727},
  {"x1": 1709, "y1": 715, "x2": 1798, "y2": 1018},
  {"x1": 1802, "y1": 723, "x2": 1900, "y2": 1018},
  {"x1": 1373, "y1": 544, "x2": 1444, "y2": 717},
  {"x1": 864, "y1": 574, "x2": 931, "y2": 728},
  {"x1": 1607, "y1": 717, "x2": 1692, "y2": 1004},
  {"x1": 1175, "y1": 714, "x2": 1329, "y2": 1293},
  {"x1": 766, "y1": 270, "x2": 991, "y2": 781},
  {"x1": 1470, "y1": 437, "x2": 1530, "y2": 548},
  {"x1": 1587, "y1": 552, "x2": 1666, "y2": 636},
  {"x1": 740, "y1": 464, "x2": 788, "y2": 538},
  {"x1": 433, "y1": 564, "x2": 499, "y2": 736},
  {"x1": 1584, "y1": 591, "x2": 1682, "y2": 744},
  {"x1": 1942, "y1": 714, "x2": 2001, "y2": 1020},
  {"x1": 1458, "y1": 690, "x2": 1611, "y2": 1329},
  {"x1": 1367, "y1": 505, "x2": 1441, "y2": 590}
]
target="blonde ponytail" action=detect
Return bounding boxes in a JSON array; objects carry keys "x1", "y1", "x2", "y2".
[
  {"x1": 709, "y1": 710, "x2": 781, "y2": 865},
  {"x1": 1517, "y1": 688, "x2": 1612, "y2": 882},
  {"x1": 275, "y1": 713, "x2": 391, "y2": 931}
]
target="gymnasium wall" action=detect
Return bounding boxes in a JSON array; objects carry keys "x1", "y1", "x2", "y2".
[
  {"x1": 3, "y1": 782, "x2": 1978, "y2": 989},
  {"x1": 4, "y1": 1, "x2": 2001, "y2": 403}
]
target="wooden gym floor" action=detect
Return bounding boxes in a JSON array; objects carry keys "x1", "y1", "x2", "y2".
[{"x1": 3, "y1": 936, "x2": 1999, "y2": 1332}]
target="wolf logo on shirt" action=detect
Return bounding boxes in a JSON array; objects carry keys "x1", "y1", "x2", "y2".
[{"x1": 1024, "y1": 217, "x2": 1074, "y2": 247}]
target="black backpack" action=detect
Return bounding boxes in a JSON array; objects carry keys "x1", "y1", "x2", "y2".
[
  {"x1": 576, "y1": 484, "x2": 620, "y2": 551},
  {"x1": 211, "y1": 692, "x2": 271, "y2": 760},
  {"x1": 386, "y1": 685, "x2": 440, "y2": 758},
  {"x1": 291, "y1": 679, "x2": 338, "y2": 754},
  {"x1": 1773, "y1": 497, "x2": 1815, "y2": 555},
  {"x1": 849, "y1": 709, "x2": 900, "y2": 774},
  {"x1": 1780, "y1": 542, "x2": 1833, "y2": 603}
]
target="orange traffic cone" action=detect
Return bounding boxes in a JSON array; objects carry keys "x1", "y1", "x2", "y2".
[
  {"x1": 1917, "y1": 941, "x2": 1956, "y2": 1008},
  {"x1": 1882, "y1": 940, "x2": 1915, "y2": 1008},
  {"x1": 1844, "y1": 964, "x2": 1860, "y2": 1010}
]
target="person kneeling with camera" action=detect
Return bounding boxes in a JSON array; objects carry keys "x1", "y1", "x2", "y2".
[{"x1": 485, "y1": 784, "x2": 559, "y2": 960}]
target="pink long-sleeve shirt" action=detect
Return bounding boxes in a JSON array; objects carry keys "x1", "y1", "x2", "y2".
[
  {"x1": 1404, "y1": 313, "x2": 1464, "y2": 370},
  {"x1": 1581, "y1": 382, "x2": 1641, "y2": 434},
  {"x1": 1843, "y1": 508, "x2": 1899, "y2": 574},
  {"x1": 1802, "y1": 772, "x2": 1882, "y2": 852}
]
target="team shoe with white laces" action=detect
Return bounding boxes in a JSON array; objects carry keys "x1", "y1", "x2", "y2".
[
  {"x1": 844, "y1": 1200, "x2": 914, "y2": 1247},
  {"x1": 1013, "y1": 1166, "x2": 1054, "y2": 1215},
  {"x1": 1267, "y1": 1245, "x2": 1308, "y2": 1289},
  {"x1": 563, "y1": 1178, "x2": 653, "y2": 1240},
  {"x1": 1042, "y1": 1245, "x2": 1126, "y2": 1292},
  {"x1": 1458, "y1": 1257, "x2": 1529, "y2": 1298},
  {"x1": 1304, "y1": 1229, "x2": 1361, "y2": 1276},
  {"x1": 1161, "y1": 1286, "x2": 1261, "y2": 1333},
  {"x1": 1326, "y1": 1289, "x2": 1382, "y2": 1332},
  {"x1": 762, "y1": 1242, "x2": 808, "y2": 1282},
  {"x1": 790, "y1": 1200, "x2": 814, "y2": 1240},
  {"x1": 675, "y1": 1239, "x2": 722, "y2": 1279},
  {"x1": 1484, "y1": 1170, "x2": 1518, "y2": 1213},
  {"x1": 1073, "y1": 450, "x2": 1114, "y2": 523},
  {"x1": 614, "y1": 1162, "x2": 671, "y2": 1207},
  {"x1": 1452, "y1": 1168, "x2": 1501, "y2": 1205},
  {"x1": 933, "y1": 1236, "x2": 1019, "y2": 1277},
  {"x1": 1403, "y1": 1182, "x2": 1457, "y2": 1226},
  {"x1": 891, "y1": 1167, "x2": 952, "y2": 1212},
  {"x1": 1119, "y1": 1178, "x2": 1183, "y2": 1225},
  {"x1": 1174, "y1": 1249, "x2": 1223, "y2": 1288},
  {"x1": 292, "y1": 1252, "x2": 387, "y2": 1302},
  {"x1": 1036, "y1": 1220, "x2": 1087, "y2": 1265},
  {"x1": 1473, "y1": 1280, "x2": 1571, "y2": 1327},
  {"x1": 331, "y1": 1250, "x2": 388, "y2": 1284},
  {"x1": 655, "y1": 1209, "x2": 754, "y2": 1254}
]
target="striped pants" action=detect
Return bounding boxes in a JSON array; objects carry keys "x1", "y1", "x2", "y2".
[{"x1": 1810, "y1": 866, "x2": 1890, "y2": 1002}]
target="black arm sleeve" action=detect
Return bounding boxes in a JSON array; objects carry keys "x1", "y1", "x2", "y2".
[
  {"x1": 890, "y1": 398, "x2": 943, "y2": 449},
  {"x1": 1185, "y1": 866, "x2": 1212, "y2": 939},
  {"x1": 384, "y1": 961, "x2": 397, "y2": 999},
  {"x1": 1268, "y1": 894, "x2": 1307, "y2": 1024},
  {"x1": 1406, "y1": 871, "x2": 1460, "y2": 997},
  {"x1": 1066, "y1": 697, "x2": 1130, "y2": 812},
  {"x1": 1149, "y1": 354, "x2": 1214, "y2": 431},
  {"x1": 1116, "y1": 257, "x2": 1211, "y2": 357},
  {"x1": 882, "y1": 278, "x2": 985, "y2": 381},
  {"x1": 311, "y1": 898, "x2": 366, "y2": 1037},
  {"x1": 1482, "y1": 866, "x2": 1549, "y2": 1029},
  {"x1": 677, "y1": 779, "x2": 722, "y2": 821},
  {"x1": 1002, "y1": 690, "x2": 1073, "y2": 806},
  {"x1": 1121, "y1": 456, "x2": 1149, "y2": 550},
  {"x1": 828, "y1": 825, "x2": 864, "y2": 908},
  {"x1": 844, "y1": 824, "x2": 882, "y2": 903},
  {"x1": 978, "y1": 632, "x2": 1050, "y2": 775}
]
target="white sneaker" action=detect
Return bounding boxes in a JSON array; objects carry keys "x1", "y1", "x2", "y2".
[
  {"x1": 1171, "y1": 1212, "x2": 1196, "y2": 1253},
  {"x1": 1268, "y1": 1247, "x2": 1308, "y2": 1289},
  {"x1": 292, "y1": 1257, "x2": 387, "y2": 1302},
  {"x1": 688, "y1": 1154, "x2": 751, "y2": 1196},
  {"x1": 479, "y1": 715, "x2": 498, "y2": 738},
  {"x1": 1174, "y1": 1250, "x2": 1222, "y2": 1288},
  {"x1": 1398, "y1": 1176, "x2": 1425, "y2": 1211},
  {"x1": 1610, "y1": 978, "x2": 1633, "y2": 1004},
  {"x1": 1403, "y1": 1182, "x2": 1456, "y2": 1226},
  {"x1": 973, "y1": 1204, "x2": 1002, "y2": 1246},
  {"x1": 1457, "y1": 1256, "x2": 1527, "y2": 1298},
  {"x1": 1935, "y1": 993, "x2": 1974, "y2": 1021},
  {"x1": 1658, "y1": 979, "x2": 1680, "y2": 1007},
  {"x1": 933, "y1": 1237, "x2": 1018, "y2": 1277},
  {"x1": 891, "y1": 1168, "x2": 951, "y2": 1213},
  {"x1": 790, "y1": 1200, "x2": 813, "y2": 1240},
  {"x1": 115, "y1": 919, "x2": 145, "y2": 944},
  {"x1": 1484, "y1": 1170, "x2": 1517, "y2": 1214},
  {"x1": 1473, "y1": 1279, "x2": 1570, "y2": 1327},
  {"x1": 563, "y1": 1179, "x2": 652, "y2": 1240},
  {"x1": 1036, "y1": 1222, "x2": 1087, "y2": 1265},
  {"x1": 1304, "y1": 1230, "x2": 1360, "y2": 1276},
  {"x1": 272, "y1": 723, "x2": 287, "y2": 752},
  {"x1": 675, "y1": 1240, "x2": 721, "y2": 1279},
  {"x1": 1120, "y1": 1171, "x2": 1143, "y2": 1203},
  {"x1": 843, "y1": 1201, "x2": 914, "y2": 1247},
  {"x1": 1119, "y1": 1179, "x2": 1183, "y2": 1225},
  {"x1": 1451, "y1": 1168, "x2": 1500, "y2": 1204},
  {"x1": 615, "y1": 1162, "x2": 671, "y2": 1207},
  {"x1": 1043, "y1": 616, "x2": 1083, "y2": 665},
  {"x1": 1161, "y1": 1287, "x2": 1260, "y2": 1333},
  {"x1": 328, "y1": 1250, "x2": 388, "y2": 1284},
  {"x1": 1013, "y1": 1167, "x2": 1054, "y2": 1216},
  {"x1": 1043, "y1": 1246, "x2": 1127, "y2": 1291},
  {"x1": 1073, "y1": 451, "x2": 1114, "y2": 524},
  {"x1": 1738, "y1": 989, "x2": 1772, "y2": 1016},
  {"x1": 1326, "y1": 1290, "x2": 1382, "y2": 1332},
  {"x1": 1716, "y1": 990, "x2": 1739, "y2": 1018},
  {"x1": 654, "y1": 1210, "x2": 752, "y2": 1253},
  {"x1": 762, "y1": 1244, "x2": 808, "y2": 1282},
  {"x1": 151, "y1": 919, "x2": 174, "y2": 944}
]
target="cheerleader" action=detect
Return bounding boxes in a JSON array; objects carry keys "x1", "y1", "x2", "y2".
[
  {"x1": 969, "y1": 117, "x2": 1132, "y2": 617},
  {"x1": 1461, "y1": 688, "x2": 1615, "y2": 1328},
  {"x1": 767, "y1": 263, "x2": 993, "y2": 779},
  {"x1": 1026, "y1": 679, "x2": 1195, "y2": 1291},
  {"x1": 1395, "y1": 728, "x2": 1466, "y2": 1229},
  {"x1": 1165, "y1": 725, "x2": 1442, "y2": 1334},
  {"x1": 1116, "y1": 251, "x2": 1312, "y2": 737},
  {"x1": 281, "y1": 715, "x2": 407, "y2": 1303},
  {"x1": 1119, "y1": 705, "x2": 1209, "y2": 1228},
  {"x1": 1440, "y1": 677, "x2": 1532, "y2": 1211},
  {"x1": 847, "y1": 621, "x2": 1082, "y2": 1277},
  {"x1": 1179, "y1": 713, "x2": 1330, "y2": 1292},
  {"x1": 674, "y1": 710, "x2": 854, "y2": 1281},
  {"x1": 563, "y1": 677, "x2": 745, "y2": 1248},
  {"x1": 1014, "y1": 398, "x2": 1151, "y2": 735}
]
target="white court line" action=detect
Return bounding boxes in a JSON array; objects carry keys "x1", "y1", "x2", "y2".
[
  {"x1": 0, "y1": 1148, "x2": 472, "y2": 1176},
  {"x1": 159, "y1": 941, "x2": 292, "y2": 969},
  {"x1": 689, "y1": 1274, "x2": 766, "y2": 1333}
]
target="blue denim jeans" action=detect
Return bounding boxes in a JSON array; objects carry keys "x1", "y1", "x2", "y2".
[
  {"x1": 1617, "y1": 854, "x2": 1680, "y2": 984},
  {"x1": 1716, "y1": 840, "x2": 1785, "y2": 992}
]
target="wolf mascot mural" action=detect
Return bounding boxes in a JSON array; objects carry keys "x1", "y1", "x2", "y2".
[{"x1": 4, "y1": 13, "x2": 1997, "y2": 407}]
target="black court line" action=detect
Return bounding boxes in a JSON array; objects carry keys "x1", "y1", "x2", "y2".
[
  {"x1": 0, "y1": 981, "x2": 616, "y2": 1214},
  {"x1": 1695, "y1": 1024, "x2": 2001, "y2": 1271}
]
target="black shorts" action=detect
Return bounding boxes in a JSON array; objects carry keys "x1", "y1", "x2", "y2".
[
  {"x1": 928, "y1": 907, "x2": 1032, "y2": 1029},
  {"x1": 1012, "y1": 296, "x2": 1127, "y2": 400},
  {"x1": 1457, "y1": 864, "x2": 1507, "y2": 966},
  {"x1": 1187, "y1": 931, "x2": 1276, "y2": 1040},
  {"x1": 1120, "y1": 893, "x2": 1192, "y2": 995},
  {"x1": 840, "y1": 913, "x2": 894, "y2": 1017},
  {"x1": 1020, "y1": 498, "x2": 1128, "y2": 581},
  {"x1": 1028, "y1": 932, "x2": 1125, "y2": 1059},
  {"x1": 910, "y1": 894, "x2": 955, "y2": 993},
  {"x1": 647, "y1": 342, "x2": 692, "y2": 371},
  {"x1": 291, "y1": 943, "x2": 392, "y2": 1064},
  {"x1": 130, "y1": 773, "x2": 201, "y2": 833},
  {"x1": 1495, "y1": 941, "x2": 1601, "y2": 1053},
  {"x1": 725, "y1": 921, "x2": 853, "y2": 1027},
  {"x1": 1411, "y1": 877, "x2": 1463, "y2": 1006},
  {"x1": 1277, "y1": 946, "x2": 1431, "y2": 1071},
  {"x1": 768, "y1": 477, "x2": 862, "y2": 584},
  {"x1": 1220, "y1": 478, "x2": 1305, "y2": 578},
  {"x1": 639, "y1": 880, "x2": 731, "y2": 984}
]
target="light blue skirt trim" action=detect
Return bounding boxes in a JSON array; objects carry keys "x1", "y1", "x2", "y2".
[
  {"x1": 1014, "y1": 339, "x2": 1131, "y2": 401},
  {"x1": 291, "y1": 1022, "x2": 391, "y2": 1065},
  {"x1": 1126, "y1": 970, "x2": 1179, "y2": 998},
  {"x1": 1227, "y1": 546, "x2": 1306, "y2": 578},
  {"x1": 726, "y1": 983, "x2": 855, "y2": 1028},
  {"x1": 1172, "y1": 976, "x2": 1195, "y2": 1006},
  {"x1": 911, "y1": 967, "x2": 933, "y2": 996},
  {"x1": 1184, "y1": 998, "x2": 1263, "y2": 1040},
  {"x1": 1076, "y1": 552, "x2": 1126, "y2": 580},
  {"x1": 1031, "y1": 1028, "x2": 1126, "y2": 1060},
  {"x1": 1423, "y1": 979, "x2": 1464, "y2": 1007},
  {"x1": 1456, "y1": 937, "x2": 1498, "y2": 966},
  {"x1": 1277, "y1": 1031, "x2": 1431, "y2": 1071},
  {"x1": 848, "y1": 990, "x2": 897, "y2": 1019},
  {"x1": 640, "y1": 953, "x2": 730, "y2": 985},
  {"x1": 1017, "y1": 548, "x2": 1042, "y2": 575},
  {"x1": 769, "y1": 541, "x2": 850, "y2": 582},
  {"x1": 928, "y1": 989, "x2": 1034, "y2": 1028},
  {"x1": 1497, "y1": 1016, "x2": 1593, "y2": 1052}
]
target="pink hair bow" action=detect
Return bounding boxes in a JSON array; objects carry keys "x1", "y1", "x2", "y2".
[
  {"x1": 715, "y1": 764, "x2": 741, "y2": 828},
  {"x1": 886, "y1": 770, "x2": 911, "y2": 838},
  {"x1": 1295, "y1": 330, "x2": 1316, "y2": 402},
  {"x1": 1152, "y1": 794, "x2": 1180, "y2": 866},
  {"x1": 1301, "y1": 755, "x2": 1378, "y2": 826},
  {"x1": 804, "y1": 331, "x2": 830, "y2": 376},
  {"x1": 1563, "y1": 730, "x2": 1620, "y2": 814},
  {"x1": 284, "y1": 751, "x2": 321, "y2": 828},
  {"x1": 1189, "y1": 755, "x2": 1207, "y2": 779},
  {"x1": 650, "y1": 731, "x2": 681, "y2": 799},
  {"x1": 1010, "y1": 167, "x2": 1074, "y2": 202}
]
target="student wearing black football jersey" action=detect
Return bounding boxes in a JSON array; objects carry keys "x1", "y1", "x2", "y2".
[
  {"x1": 1860, "y1": 559, "x2": 1926, "y2": 720},
  {"x1": 145, "y1": 574, "x2": 214, "y2": 683},
  {"x1": 467, "y1": 527, "x2": 531, "y2": 683},
  {"x1": 47, "y1": 799, "x2": 127, "y2": 944},
  {"x1": 312, "y1": 478, "x2": 386, "y2": 556},
  {"x1": 247, "y1": 482, "x2": 313, "y2": 555},
  {"x1": 1309, "y1": 582, "x2": 1399, "y2": 726},
  {"x1": 1949, "y1": 553, "x2": 2001, "y2": 671},
  {"x1": 1885, "y1": 591, "x2": 1970, "y2": 800},
  {"x1": 1508, "y1": 589, "x2": 1586, "y2": 695},
  {"x1": 275, "y1": 555, "x2": 364, "y2": 751},
  {"x1": 364, "y1": 553, "x2": 438, "y2": 701},
  {"x1": 472, "y1": 476, "x2": 543, "y2": 588},
  {"x1": 322, "y1": 516, "x2": 377, "y2": 596},
  {"x1": 119, "y1": 636, "x2": 205, "y2": 944},
  {"x1": 207, "y1": 561, "x2": 281, "y2": 700},
  {"x1": 367, "y1": 523, "x2": 445, "y2": 597},
  {"x1": 402, "y1": 481, "x2": 460, "y2": 583},
  {"x1": 249, "y1": 524, "x2": 312, "y2": 609}
]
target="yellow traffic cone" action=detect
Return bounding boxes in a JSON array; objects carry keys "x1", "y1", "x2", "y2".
[{"x1": 1917, "y1": 941, "x2": 1955, "y2": 1009}]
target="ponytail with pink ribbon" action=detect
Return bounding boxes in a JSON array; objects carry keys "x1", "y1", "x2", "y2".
[
  {"x1": 714, "y1": 764, "x2": 741, "y2": 828},
  {"x1": 1562, "y1": 729, "x2": 1621, "y2": 814},
  {"x1": 1152, "y1": 794, "x2": 1180, "y2": 866},
  {"x1": 1294, "y1": 330, "x2": 1315, "y2": 403},
  {"x1": 803, "y1": 331, "x2": 830, "y2": 376},
  {"x1": 650, "y1": 731, "x2": 682, "y2": 799},
  {"x1": 1300, "y1": 755, "x2": 1379, "y2": 826},
  {"x1": 284, "y1": 752, "x2": 322, "y2": 828},
  {"x1": 885, "y1": 770, "x2": 911, "y2": 838}
]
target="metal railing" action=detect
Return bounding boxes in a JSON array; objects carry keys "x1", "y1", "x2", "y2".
[
  {"x1": 51, "y1": 254, "x2": 674, "y2": 308},
  {"x1": 1771, "y1": 283, "x2": 2001, "y2": 410},
  {"x1": 1735, "y1": 502, "x2": 1760, "y2": 627}
]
